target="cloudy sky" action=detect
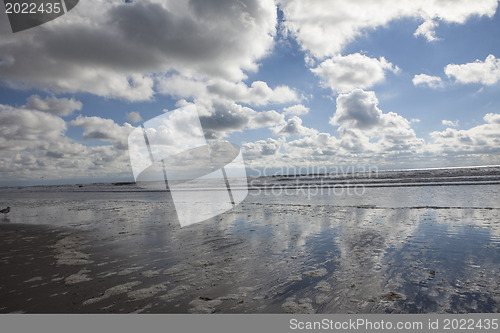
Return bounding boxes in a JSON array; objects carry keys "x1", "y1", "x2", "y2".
[{"x1": 1, "y1": 0, "x2": 500, "y2": 185}]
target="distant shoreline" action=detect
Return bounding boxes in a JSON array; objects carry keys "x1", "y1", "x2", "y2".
[{"x1": 1, "y1": 165, "x2": 500, "y2": 188}]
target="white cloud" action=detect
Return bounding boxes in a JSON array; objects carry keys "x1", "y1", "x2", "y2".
[
  {"x1": 286, "y1": 132, "x2": 340, "y2": 158},
  {"x1": 127, "y1": 112, "x2": 143, "y2": 123},
  {"x1": 69, "y1": 116, "x2": 134, "y2": 150},
  {"x1": 178, "y1": 99, "x2": 285, "y2": 139},
  {"x1": 330, "y1": 89, "x2": 382, "y2": 130},
  {"x1": 1, "y1": 1, "x2": 500, "y2": 182},
  {"x1": 287, "y1": 132, "x2": 336, "y2": 149},
  {"x1": 0, "y1": 102, "x2": 135, "y2": 183},
  {"x1": 156, "y1": 74, "x2": 297, "y2": 139},
  {"x1": 280, "y1": 0, "x2": 498, "y2": 58},
  {"x1": 311, "y1": 53, "x2": 399, "y2": 92},
  {"x1": 25, "y1": 95, "x2": 82, "y2": 116},
  {"x1": 0, "y1": 142, "x2": 131, "y2": 184},
  {"x1": 206, "y1": 80, "x2": 299, "y2": 106},
  {"x1": 484, "y1": 113, "x2": 500, "y2": 124},
  {"x1": 243, "y1": 132, "x2": 341, "y2": 169},
  {"x1": 283, "y1": 104, "x2": 309, "y2": 116},
  {"x1": 414, "y1": 19, "x2": 440, "y2": 42},
  {"x1": 155, "y1": 74, "x2": 208, "y2": 99},
  {"x1": 242, "y1": 137, "x2": 282, "y2": 159},
  {"x1": 245, "y1": 89, "x2": 423, "y2": 166},
  {"x1": 157, "y1": 74, "x2": 300, "y2": 107},
  {"x1": 430, "y1": 113, "x2": 500, "y2": 155},
  {"x1": 445, "y1": 55, "x2": 500, "y2": 85},
  {"x1": 336, "y1": 127, "x2": 375, "y2": 153},
  {"x1": 0, "y1": 104, "x2": 67, "y2": 150},
  {"x1": 273, "y1": 116, "x2": 318, "y2": 137},
  {"x1": 157, "y1": 75, "x2": 299, "y2": 139},
  {"x1": 412, "y1": 74, "x2": 444, "y2": 88},
  {"x1": 249, "y1": 110, "x2": 285, "y2": 129},
  {"x1": 331, "y1": 89, "x2": 423, "y2": 153},
  {"x1": 0, "y1": 0, "x2": 278, "y2": 100},
  {"x1": 442, "y1": 120, "x2": 459, "y2": 127}
]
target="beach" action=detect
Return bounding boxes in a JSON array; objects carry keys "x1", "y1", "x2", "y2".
[{"x1": 1, "y1": 166, "x2": 499, "y2": 314}]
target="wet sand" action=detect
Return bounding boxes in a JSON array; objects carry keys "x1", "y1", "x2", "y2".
[{"x1": 0, "y1": 183, "x2": 500, "y2": 314}]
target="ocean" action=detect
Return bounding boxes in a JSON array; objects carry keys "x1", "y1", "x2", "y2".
[{"x1": 0, "y1": 165, "x2": 499, "y2": 313}]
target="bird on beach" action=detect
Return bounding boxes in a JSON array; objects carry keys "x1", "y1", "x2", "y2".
[{"x1": 0, "y1": 207, "x2": 10, "y2": 214}]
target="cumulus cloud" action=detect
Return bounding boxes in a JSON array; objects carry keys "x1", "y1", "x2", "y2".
[
  {"x1": 25, "y1": 95, "x2": 83, "y2": 116},
  {"x1": 0, "y1": 103, "x2": 135, "y2": 183},
  {"x1": 246, "y1": 90, "x2": 425, "y2": 168},
  {"x1": 430, "y1": 113, "x2": 500, "y2": 155},
  {"x1": 127, "y1": 111, "x2": 143, "y2": 123},
  {"x1": 286, "y1": 132, "x2": 340, "y2": 157},
  {"x1": 273, "y1": 116, "x2": 318, "y2": 136},
  {"x1": 206, "y1": 80, "x2": 299, "y2": 106},
  {"x1": 177, "y1": 99, "x2": 285, "y2": 139},
  {"x1": 1, "y1": 1, "x2": 499, "y2": 181},
  {"x1": 336, "y1": 127, "x2": 375, "y2": 153},
  {"x1": 242, "y1": 138, "x2": 282, "y2": 159},
  {"x1": 0, "y1": 141, "x2": 131, "y2": 184},
  {"x1": 0, "y1": 104, "x2": 67, "y2": 150},
  {"x1": 484, "y1": 113, "x2": 500, "y2": 124},
  {"x1": 155, "y1": 74, "x2": 297, "y2": 139},
  {"x1": 283, "y1": 104, "x2": 309, "y2": 116},
  {"x1": 0, "y1": 0, "x2": 278, "y2": 100},
  {"x1": 412, "y1": 74, "x2": 444, "y2": 88},
  {"x1": 311, "y1": 53, "x2": 399, "y2": 92},
  {"x1": 157, "y1": 74, "x2": 300, "y2": 110},
  {"x1": 69, "y1": 116, "x2": 134, "y2": 150},
  {"x1": 442, "y1": 120, "x2": 459, "y2": 127},
  {"x1": 156, "y1": 74, "x2": 208, "y2": 99},
  {"x1": 330, "y1": 89, "x2": 382, "y2": 130},
  {"x1": 445, "y1": 55, "x2": 500, "y2": 85},
  {"x1": 331, "y1": 89, "x2": 423, "y2": 152},
  {"x1": 414, "y1": 19, "x2": 440, "y2": 41},
  {"x1": 249, "y1": 110, "x2": 285, "y2": 129},
  {"x1": 281, "y1": 0, "x2": 498, "y2": 58}
]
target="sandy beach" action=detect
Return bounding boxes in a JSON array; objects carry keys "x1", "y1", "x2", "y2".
[{"x1": 1, "y1": 167, "x2": 499, "y2": 314}]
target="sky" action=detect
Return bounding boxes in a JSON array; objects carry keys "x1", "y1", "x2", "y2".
[{"x1": 0, "y1": 0, "x2": 500, "y2": 186}]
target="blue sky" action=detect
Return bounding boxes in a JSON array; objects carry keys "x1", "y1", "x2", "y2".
[{"x1": 1, "y1": 0, "x2": 500, "y2": 185}]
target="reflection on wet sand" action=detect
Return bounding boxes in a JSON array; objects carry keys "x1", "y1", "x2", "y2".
[{"x1": 0, "y1": 184, "x2": 499, "y2": 313}]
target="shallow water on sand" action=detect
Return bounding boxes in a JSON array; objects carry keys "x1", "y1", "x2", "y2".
[{"x1": 0, "y1": 183, "x2": 499, "y2": 313}]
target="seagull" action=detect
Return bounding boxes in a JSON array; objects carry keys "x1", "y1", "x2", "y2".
[{"x1": 0, "y1": 207, "x2": 10, "y2": 214}]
